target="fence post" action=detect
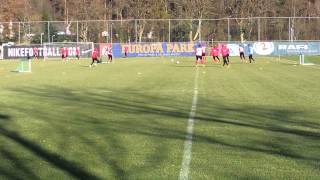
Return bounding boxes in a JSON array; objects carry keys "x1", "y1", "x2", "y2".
[
  {"x1": 76, "y1": 21, "x2": 79, "y2": 43},
  {"x1": 227, "y1": 18, "x2": 230, "y2": 41},
  {"x1": 111, "y1": 22, "x2": 113, "y2": 44},
  {"x1": 106, "y1": 22, "x2": 109, "y2": 43},
  {"x1": 135, "y1": 19, "x2": 137, "y2": 43},
  {"x1": 47, "y1": 21, "x2": 50, "y2": 43},
  {"x1": 18, "y1": 22, "x2": 21, "y2": 44},
  {"x1": 168, "y1": 19, "x2": 171, "y2": 43},
  {"x1": 288, "y1": 17, "x2": 291, "y2": 41},
  {"x1": 199, "y1": 19, "x2": 202, "y2": 42},
  {"x1": 258, "y1": 18, "x2": 261, "y2": 41}
]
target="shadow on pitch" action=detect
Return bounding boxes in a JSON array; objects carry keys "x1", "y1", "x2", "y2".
[
  {"x1": 0, "y1": 113, "x2": 101, "y2": 180},
  {"x1": 4, "y1": 86, "x2": 320, "y2": 179}
]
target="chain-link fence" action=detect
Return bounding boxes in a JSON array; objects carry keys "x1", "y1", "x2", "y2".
[{"x1": 1, "y1": 17, "x2": 320, "y2": 44}]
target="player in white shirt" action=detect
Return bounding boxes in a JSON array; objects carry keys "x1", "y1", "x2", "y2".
[
  {"x1": 195, "y1": 44, "x2": 203, "y2": 66},
  {"x1": 239, "y1": 44, "x2": 246, "y2": 63},
  {"x1": 201, "y1": 43, "x2": 206, "y2": 64}
]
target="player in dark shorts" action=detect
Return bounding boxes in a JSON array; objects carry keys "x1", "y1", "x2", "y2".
[
  {"x1": 107, "y1": 45, "x2": 113, "y2": 63},
  {"x1": 124, "y1": 45, "x2": 128, "y2": 57},
  {"x1": 195, "y1": 44, "x2": 203, "y2": 66},
  {"x1": 90, "y1": 48, "x2": 101, "y2": 67},
  {"x1": 226, "y1": 46, "x2": 230, "y2": 64},
  {"x1": 64, "y1": 47, "x2": 69, "y2": 60},
  {"x1": 75, "y1": 47, "x2": 80, "y2": 60},
  {"x1": 211, "y1": 45, "x2": 220, "y2": 63},
  {"x1": 248, "y1": 44, "x2": 255, "y2": 63},
  {"x1": 60, "y1": 47, "x2": 65, "y2": 60},
  {"x1": 221, "y1": 45, "x2": 229, "y2": 67},
  {"x1": 33, "y1": 47, "x2": 39, "y2": 60},
  {"x1": 239, "y1": 45, "x2": 245, "y2": 63},
  {"x1": 27, "y1": 51, "x2": 31, "y2": 60}
]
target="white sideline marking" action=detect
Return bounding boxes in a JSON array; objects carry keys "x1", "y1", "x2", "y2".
[
  {"x1": 280, "y1": 59, "x2": 320, "y2": 69},
  {"x1": 179, "y1": 67, "x2": 199, "y2": 180}
]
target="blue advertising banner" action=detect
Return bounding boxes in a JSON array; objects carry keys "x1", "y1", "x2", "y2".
[
  {"x1": 109, "y1": 42, "x2": 196, "y2": 58},
  {"x1": 111, "y1": 41, "x2": 320, "y2": 58},
  {"x1": 251, "y1": 41, "x2": 320, "y2": 56}
]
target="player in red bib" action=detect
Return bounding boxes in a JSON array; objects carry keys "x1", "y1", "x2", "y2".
[
  {"x1": 211, "y1": 45, "x2": 220, "y2": 63},
  {"x1": 60, "y1": 47, "x2": 65, "y2": 60},
  {"x1": 75, "y1": 47, "x2": 80, "y2": 60},
  {"x1": 124, "y1": 45, "x2": 128, "y2": 58},
  {"x1": 90, "y1": 48, "x2": 100, "y2": 67},
  {"x1": 64, "y1": 47, "x2": 69, "y2": 61},
  {"x1": 33, "y1": 47, "x2": 39, "y2": 60},
  {"x1": 221, "y1": 45, "x2": 230, "y2": 67}
]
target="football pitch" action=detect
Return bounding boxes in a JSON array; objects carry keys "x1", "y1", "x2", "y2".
[{"x1": 0, "y1": 56, "x2": 319, "y2": 179}]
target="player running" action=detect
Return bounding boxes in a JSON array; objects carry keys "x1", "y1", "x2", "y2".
[
  {"x1": 60, "y1": 47, "x2": 65, "y2": 61},
  {"x1": 239, "y1": 44, "x2": 246, "y2": 63},
  {"x1": 195, "y1": 44, "x2": 202, "y2": 66},
  {"x1": 33, "y1": 47, "x2": 39, "y2": 60},
  {"x1": 201, "y1": 43, "x2": 206, "y2": 64},
  {"x1": 90, "y1": 48, "x2": 100, "y2": 67},
  {"x1": 75, "y1": 47, "x2": 80, "y2": 60},
  {"x1": 248, "y1": 44, "x2": 255, "y2": 63},
  {"x1": 64, "y1": 47, "x2": 69, "y2": 61},
  {"x1": 221, "y1": 45, "x2": 230, "y2": 67},
  {"x1": 124, "y1": 44, "x2": 129, "y2": 58},
  {"x1": 107, "y1": 45, "x2": 113, "y2": 63},
  {"x1": 226, "y1": 45, "x2": 230, "y2": 64},
  {"x1": 211, "y1": 45, "x2": 220, "y2": 63}
]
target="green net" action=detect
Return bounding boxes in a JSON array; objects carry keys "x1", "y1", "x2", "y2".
[
  {"x1": 16, "y1": 59, "x2": 32, "y2": 72},
  {"x1": 303, "y1": 55, "x2": 319, "y2": 65}
]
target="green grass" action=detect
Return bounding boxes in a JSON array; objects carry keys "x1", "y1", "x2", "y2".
[
  {"x1": 0, "y1": 57, "x2": 319, "y2": 179},
  {"x1": 278, "y1": 55, "x2": 320, "y2": 65}
]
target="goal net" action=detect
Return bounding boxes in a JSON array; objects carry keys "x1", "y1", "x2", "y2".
[
  {"x1": 299, "y1": 53, "x2": 315, "y2": 65},
  {"x1": 15, "y1": 58, "x2": 32, "y2": 73},
  {"x1": 42, "y1": 42, "x2": 94, "y2": 60}
]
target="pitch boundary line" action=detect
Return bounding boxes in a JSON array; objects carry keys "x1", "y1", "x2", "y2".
[
  {"x1": 179, "y1": 67, "x2": 199, "y2": 180},
  {"x1": 279, "y1": 58, "x2": 320, "y2": 69}
]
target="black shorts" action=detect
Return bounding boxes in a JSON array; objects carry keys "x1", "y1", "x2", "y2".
[
  {"x1": 62, "y1": 55, "x2": 65, "y2": 59},
  {"x1": 202, "y1": 53, "x2": 206, "y2": 57},
  {"x1": 196, "y1": 55, "x2": 202, "y2": 60},
  {"x1": 240, "y1": 52, "x2": 244, "y2": 56}
]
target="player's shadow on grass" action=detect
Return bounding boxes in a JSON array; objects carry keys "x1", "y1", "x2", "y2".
[
  {"x1": 5, "y1": 86, "x2": 320, "y2": 178},
  {"x1": 0, "y1": 148, "x2": 41, "y2": 180},
  {"x1": 0, "y1": 113, "x2": 101, "y2": 180},
  {"x1": 0, "y1": 114, "x2": 10, "y2": 121},
  {"x1": 193, "y1": 104, "x2": 320, "y2": 162},
  {"x1": 5, "y1": 86, "x2": 192, "y2": 179}
]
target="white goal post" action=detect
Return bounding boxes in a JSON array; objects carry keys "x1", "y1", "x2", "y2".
[{"x1": 299, "y1": 53, "x2": 315, "y2": 65}]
